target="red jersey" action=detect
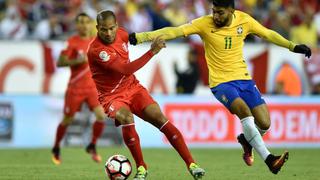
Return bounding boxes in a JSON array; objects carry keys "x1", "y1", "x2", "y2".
[
  {"x1": 87, "y1": 28, "x2": 154, "y2": 97},
  {"x1": 61, "y1": 35, "x2": 95, "y2": 89}
]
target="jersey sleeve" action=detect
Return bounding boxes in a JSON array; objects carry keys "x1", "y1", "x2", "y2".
[
  {"x1": 136, "y1": 26, "x2": 184, "y2": 44},
  {"x1": 94, "y1": 48, "x2": 154, "y2": 75},
  {"x1": 60, "y1": 38, "x2": 75, "y2": 57},
  {"x1": 248, "y1": 15, "x2": 271, "y2": 38},
  {"x1": 181, "y1": 17, "x2": 204, "y2": 37},
  {"x1": 248, "y1": 15, "x2": 295, "y2": 51}
]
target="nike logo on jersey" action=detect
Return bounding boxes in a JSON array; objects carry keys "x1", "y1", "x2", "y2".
[
  {"x1": 109, "y1": 105, "x2": 115, "y2": 112},
  {"x1": 122, "y1": 43, "x2": 128, "y2": 52}
]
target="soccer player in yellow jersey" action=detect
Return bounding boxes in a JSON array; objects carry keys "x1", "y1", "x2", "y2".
[{"x1": 128, "y1": 0, "x2": 312, "y2": 175}]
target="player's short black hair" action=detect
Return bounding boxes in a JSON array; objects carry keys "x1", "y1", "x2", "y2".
[
  {"x1": 212, "y1": 0, "x2": 235, "y2": 8},
  {"x1": 75, "y1": 12, "x2": 91, "y2": 22},
  {"x1": 96, "y1": 10, "x2": 116, "y2": 25}
]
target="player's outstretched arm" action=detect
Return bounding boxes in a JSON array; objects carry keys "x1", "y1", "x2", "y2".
[
  {"x1": 261, "y1": 30, "x2": 312, "y2": 58},
  {"x1": 250, "y1": 18, "x2": 312, "y2": 58},
  {"x1": 57, "y1": 54, "x2": 87, "y2": 67},
  {"x1": 129, "y1": 26, "x2": 184, "y2": 45},
  {"x1": 108, "y1": 36, "x2": 166, "y2": 75},
  {"x1": 259, "y1": 29, "x2": 312, "y2": 58}
]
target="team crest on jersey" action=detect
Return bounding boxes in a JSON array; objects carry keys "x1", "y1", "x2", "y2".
[
  {"x1": 122, "y1": 43, "x2": 128, "y2": 52},
  {"x1": 237, "y1": 26, "x2": 243, "y2": 35},
  {"x1": 99, "y1": 51, "x2": 110, "y2": 62}
]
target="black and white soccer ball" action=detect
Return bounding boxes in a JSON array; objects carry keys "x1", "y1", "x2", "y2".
[{"x1": 105, "y1": 154, "x2": 132, "y2": 180}]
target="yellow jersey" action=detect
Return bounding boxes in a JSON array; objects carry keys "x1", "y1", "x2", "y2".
[
  {"x1": 135, "y1": 10, "x2": 295, "y2": 88},
  {"x1": 181, "y1": 10, "x2": 292, "y2": 88}
]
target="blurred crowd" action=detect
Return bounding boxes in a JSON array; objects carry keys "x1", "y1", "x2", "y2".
[
  {"x1": 0, "y1": 0, "x2": 319, "y2": 96},
  {"x1": 0, "y1": 0, "x2": 319, "y2": 47}
]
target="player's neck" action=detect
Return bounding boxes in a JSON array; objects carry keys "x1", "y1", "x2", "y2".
[
  {"x1": 97, "y1": 35, "x2": 112, "y2": 45},
  {"x1": 225, "y1": 14, "x2": 234, "y2": 27}
]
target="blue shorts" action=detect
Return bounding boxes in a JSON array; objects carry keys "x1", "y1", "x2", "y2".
[{"x1": 211, "y1": 80, "x2": 265, "y2": 110}]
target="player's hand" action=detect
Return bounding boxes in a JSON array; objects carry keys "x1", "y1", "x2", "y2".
[
  {"x1": 293, "y1": 44, "x2": 312, "y2": 58},
  {"x1": 129, "y1": 33, "x2": 137, "y2": 45},
  {"x1": 150, "y1": 36, "x2": 166, "y2": 55}
]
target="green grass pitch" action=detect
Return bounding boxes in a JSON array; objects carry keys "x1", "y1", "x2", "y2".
[{"x1": 0, "y1": 147, "x2": 319, "y2": 180}]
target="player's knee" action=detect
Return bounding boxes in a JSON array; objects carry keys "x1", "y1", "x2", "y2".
[
  {"x1": 62, "y1": 116, "x2": 74, "y2": 125},
  {"x1": 96, "y1": 113, "x2": 106, "y2": 121},
  {"x1": 232, "y1": 107, "x2": 252, "y2": 119},
  {"x1": 260, "y1": 120, "x2": 271, "y2": 130},
  {"x1": 122, "y1": 115, "x2": 134, "y2": 124},
  {"x1": 152, "y1": 111, "x2": 166, "y2": 121},
  {"x1": 117, "y1": 113, "x2": 134, "y2": 125},
  {"x1": 158, "y1": 115, "x2": 168, "y2": 126},
  {"x1": 94, "y1": 106, "x2": 106, "y2": 121},
  {"x1": 147, "y1": 112, "x2": 167, "y2": 128}
]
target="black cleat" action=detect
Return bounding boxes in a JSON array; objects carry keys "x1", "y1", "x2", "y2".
[
  {"x1": 265, "y1": 151, "x2": 289, "y2": 174},
  {"x1": 51, "y1": 147, "x2": 61, "y2": 165},
  {"x1": 237, "y1": 133, "x2": 254, "y2": 166},
  {"x1": 86, "y1": 143, "x2": 101, "y2": 163}
]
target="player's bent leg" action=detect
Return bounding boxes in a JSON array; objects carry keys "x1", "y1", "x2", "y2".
[
  {"x1": 141, "y1": 103, "x2": 167, "y2": 128},
  {"x1": 230, "y1": 98, "x2": 255, "y2": 166},
  {"x1": 159, "y1": 121, "x2": 194, "y2": 166},
  {"x1": 237, "y1": 133, "x2": 254, "y2": 166},
  {"x1": 142, "y1": 104, "x2": 205, "y2": 179},
  {"x1": 51, "y1": 116, "x2": 74, "y2": 165},
  {"x1": 61, "y1": 115, "x2": 74, "y2": 126},
  {"x1": 51, "y1": 147, "x2": 61, "y2": 165},
  {"x1": 252, "y1": 104, "x2": 271, "y2": 136},
  {"x1": 239, "y1": 104, "x2": 270, "y2": 166},
  {"x1": 116, "y1": 107, "x2": 147, "y2": 171},
  {"x1": 93, "y1": 105, "x2": 106, "y2": 121},
  {"x1": 239, "y1": 116, "x2": 271, "y2": 166},
  {"x1": 142, "y1": 104, "x2": 194, "y2": 165},
  {"x1": 86, "y1": 106, "x2": 106, "y2": 163},
  {"x1": 85, "y1": 143, "x2": 101, "y2": 163}
]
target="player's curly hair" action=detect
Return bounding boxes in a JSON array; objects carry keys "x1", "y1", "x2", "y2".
[{"x1": 212, "y1": 0, "x2": 235, "y2": 8}]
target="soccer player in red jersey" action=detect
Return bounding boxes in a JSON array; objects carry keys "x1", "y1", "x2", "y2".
[
  {"x1": 51, "y1": 13, "x2": 106, "y2": 165},
  {"x1": 87, "y1": 10, "x2": 205, "y2": 180}
]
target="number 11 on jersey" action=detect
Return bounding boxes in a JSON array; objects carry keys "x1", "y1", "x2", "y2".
[{"x1": 224, "y1": 36, "x2": 232, "y2": 49}]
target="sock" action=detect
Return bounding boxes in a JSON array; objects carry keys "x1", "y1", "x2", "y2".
[
  {"x1": 255, "y1": 124, "x2": 268, "y2": 136},
  {"x1": 122, "y1": 124, "x2": 147, "y2": 169},
  {"x1": 54, "y1": 123, "x2": 67, "y2": 148},
  {"x1": 160, "y1": 121, "x2": 194, "y2": 167},
  {"x1": 241, "y1": 116, "x2": 270, "y2": 160},
  {"x1": 91, "y1": 121, "x2": 105, "y2": 145}
]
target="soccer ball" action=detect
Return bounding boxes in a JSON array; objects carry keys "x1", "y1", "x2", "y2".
[{"x1": 105, "y1": 154, "x2": 132, "y2": 180}]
